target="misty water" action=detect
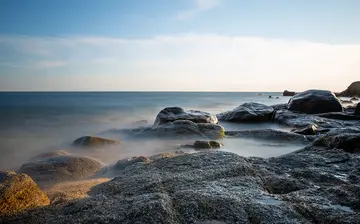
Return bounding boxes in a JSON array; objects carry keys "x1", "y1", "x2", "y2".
[{"x1": 0, "y1": 92, "x2": 304, "y2": 170}]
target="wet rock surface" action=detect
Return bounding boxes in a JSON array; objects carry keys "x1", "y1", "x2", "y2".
[
  {"x1": 291, "y1": 124, "x2": 318, "y2": 135},
  {"x1": 0, "y1": 171, "x2": 50, "y2": 216},
  {"x1": 217, "y1": 103, "x2": 274, "y2": 122},
  {"x1": 154, "y1": 107, "x2": 218, "y2": 126},
  {"x1": 18, "y1": 155, "x2": 104, "y2": 189},
  {"x1": 288, "y1": 90, "x2": 343, "y2": 114},
  {"x1": 4, "y1": 147, "x2": 360, "y2": 223},
  {"x1": 72, "y1": 136, "x2": 119, "y2": 148}
]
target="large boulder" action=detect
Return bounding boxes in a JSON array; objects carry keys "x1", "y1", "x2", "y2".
[
  {"x1": 356, "y1": 103, "x2": 360, "y2": 116},
  {"x1": 123, "y1": 120, "x2": 225, "y2": 139},
  {"x1": 0, "y1": 171, "x2": 49, "y2": 216},
  {"x1": 339, "y1": 81, "x2": 360, "y2": 97},
  {"x1": 5, "y1": 150, "x2": 360, "y2": 223},
  {"x1": 288, "y1": 90, "x2": 343, "y2": 114},
  {"x1": 283, "y1": 90, "x2": 296, "y2": 96},
  {"x1": 154, "y1": 107, "x2": 218, "y2": 126},
  {"x1": 72, "y1": 136, "x2": 119, "y2": 148},
  {"x1": 19, "y1": 155, "x2": 104, "y2": 188},
  {"x1": 217, "y1": 103, "x2": 274, "y2": 122}
]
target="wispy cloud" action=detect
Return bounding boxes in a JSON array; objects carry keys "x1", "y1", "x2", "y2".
[
  {"x1": 177, "y1": 0, "x2": 223, "y2": 20},
  {"x1": 0, "y1": 34, "x2": 359, "y2": 91}
]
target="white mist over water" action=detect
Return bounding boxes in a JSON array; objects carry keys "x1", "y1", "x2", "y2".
[{"x1": 0, "y1": 92, "x2": 302, "y2": 170}]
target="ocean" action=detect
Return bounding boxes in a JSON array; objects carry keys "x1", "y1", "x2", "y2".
[{"x1": 0, "y1": 92, "x2": 301, "y2": 170}]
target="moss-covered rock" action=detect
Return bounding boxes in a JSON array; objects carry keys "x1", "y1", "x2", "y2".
[{"x1": 0, "y1": 171, "x2": 49, "y2": 216}]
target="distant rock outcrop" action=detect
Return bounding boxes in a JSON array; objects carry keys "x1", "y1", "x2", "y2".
[
  {"x1": 339, "y1": 81, "x2": 360, "y2": 97},
  {"x1": 287, "y1": 90, "x2": 343, "y2": 114},
  {"x1": 0, "y1": 171, "x2": 49, "y2": 215},
  {"x1": 72, "y1": 136, "x2": 119, "y2": 148},
  {"x1": 283, "y1": 90, "x2": 296, "y2": 96}
]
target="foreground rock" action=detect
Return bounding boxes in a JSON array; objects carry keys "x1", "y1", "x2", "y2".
[
  {"x1": 283, "y1": 90, "x2": 296, "y2": 96},
  {"x1": 217, "y1": 103, "x2": 274, "y2": 122},
  {"x1": 122, "y1": 120, "x2": 225, "y2": 139},
  {"x1": 154, "y1": 107, "x2": 218, "y2": 126},
  {"x1": 4, "y1": 146, "x2": 360, "y2": 223},
  {"x1": 72, "y1": 136, "x2": 119, "y2": 148},
  {"x1": 339, "y1": 81, "x2": 360, "y2": 97},
  {"x1": 288, "y1": 90, "x2": 343, "y2": 114},
  {"x1": 19, "y1": 155, "x2": 104, "y2": 189},
  {"x1": 312, "y1": 133, "x2": 360, "y2": 153},
  {"x1": 0, "y1": 171, "x2": 49, "y2": 216},
  {"x1": 356, "y1": 103, "x2": 360, "y2": 116}
]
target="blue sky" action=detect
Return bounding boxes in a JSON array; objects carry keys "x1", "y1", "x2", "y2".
[{"x1": 1, "y1": 0, "x2": 360, "y2": 91}]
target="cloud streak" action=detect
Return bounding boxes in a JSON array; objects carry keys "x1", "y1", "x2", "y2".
[
  {"x1": 176, "y1": 0, "x2": 223, "y2": 20},
  {"x1": 0, "y1": 34, "x2": 359, "y2": 91}
]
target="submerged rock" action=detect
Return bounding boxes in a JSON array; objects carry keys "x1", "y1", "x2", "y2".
[
  {"x1": 283, "y1": 90, "x2": 296, "y2": 96},
  {"x1": 291, "y1": 124, "x2": 318, "y2": 135},
  {"x1": 339, "y1": 81, "x2": 360, "y2": 97},
  {"x1": 288, "y1": 90, "x2": 343, "y2": 114},
  {"x1": 154, "y1": 107, "x2": 218, "y2": 126},
  {"x1": 19, "y1": 155, "x2": 104, "y2": 188},
  {"x1": 217, "y1": 102, "x2": 274, "y2": 122},
  {"x1": 0, "y1": 171, "x2": 49, "y2": 216},
  {"x1": 5, "y1": 149, "x2": 360, "y2": 223},
  {"x1": 72, "y1": 136, "x2": 119, "y2": 148},
  {"x1": 191, "y1": 140, "x2": 223, "y2": 150}
]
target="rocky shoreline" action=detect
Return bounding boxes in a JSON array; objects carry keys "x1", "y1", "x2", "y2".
[{"x1": 1, "y1": 88, "x2": 360, "y2": 223}]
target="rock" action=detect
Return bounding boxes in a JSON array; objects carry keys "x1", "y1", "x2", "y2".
[
  {"x1": 217, "y1": 103, "x2": 274, "y2": 123},
  {"x1": 291, "y1": 125, "x2": 318, "y2": 135},
  {"x1": 288, "y1": 90, "x2": 343, "y2": 114},
  {"x1": 123, "y1": 120, "x2": 225, "y2": 139},
  {"x1": 154, "y1": 107, "x2": 218, "y2": 126},
  {"x1": 356, "y1": 103, "x2": 360, "y2": 116},
  {"x1": 193, "y1": 140, "x2": 223, "y2": 150},
  {"x1": 225, "y1": 129, "x2": 310, "y2": 143},
  {"x1": 5, "y1": 149, "x2": 360, "y2": 223},
  {"x1": 19, "y1": 155, "x2": 104, "y2": 188},
  {"x1": 315, "y1": 112, "x2": 360, "y2": 121},
  {"x1": 351, "y1": 97, "x2": 358, "y2": 101},
  {"x1": 0, "y1": 171, "x2": 49, "y2": 216},
  {"x1": 276, "y1": 97, "x2": 280, "y2": 99},
  {"x1": 72, "y1": 136, "x2": 119, "y2": 148},
  {"x1": 283, "y1": 90, "x2": 296, "y2": 96},
  {"x1": 271, "y1": 103, "x2": 287, "y2": 111},
  {"x1": 339, "y1": 81, "x2": 360, "y2": 97},
  {"x1": 30, "y1": 150, "x2": 69, "y2": 161},
  {"x1": 312, "y1": 133, "x2": 360, "y2": 153},
  {"x1": 273, "y1": 109, "x2": 357, "y2": 129},
  {"x1": 269, "y1": 95, "x2": 273, "y2": 98},
  {"x1": 340, "y1": 99, "x2": 353, "y2": 104}
]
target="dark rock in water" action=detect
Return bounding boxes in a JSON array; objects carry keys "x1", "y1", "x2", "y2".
[
  {"x1": 193, "y1": 140, "x2": 223, "y2": 150},
  {"x1": 18, "y1": 155, "x2": 104, "y2": 188},
  {"x1": 6, "y1": 149, "x2": 360, "y2": 223},
  {"x1": 339, "y1": 81, "x2": 360, "y2": 97},
  {"x1": 283, "y1": 90, "x2": 296, "y2": 96},
  {"x1": 72, "y1": 136, "x2": 119, "y2": 148},
  {"x1": 312, "y1": 133, "x2": 360, "y2": 153},
  {"x1": 217, "y1": 103, "x2": 274, "y2": 123},
  {"x1": 122, "y1": 120, "x2": 225, "y2": 139},
  {"x1": 291, "y1": 124, "x2": 318, "y2": 135},
  {"x1": 269, "y1": 95, "x2": 272, "y2": 98},
  {"x1": 276, "y1": 97, "x2": 279, "y2": 99},
  {"x1": 274, "y1": 109, "x2": 358, "y2": 129},
  {"x1": 154, "y1": 107, "x2": 218, "y2": 126},
  {"x1": 0, "y1": 171, "x2": 50, "y2": 216},
  {"x1": 271, "y1": 103, "x2": 288, "y2": 111},
  {"x1": 30, "y1": 150, "x2": 69, "y2": 161},
  {"x1": 356, "y1": 103, "x2": 360, "y2": 116},
  {"x1": 351, "y1": 97, "x2": 359, "y2": 101},
  {"x1": 225, "y1": 129, "x2": 310, "y2": 143},
  {"x1": 288, "y1": 90, "x2": 343, "y2": 114}
]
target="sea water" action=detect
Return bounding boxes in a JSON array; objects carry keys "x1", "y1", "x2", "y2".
[{"x1": 0, "y1": 92, "x2": 303, "y2": 170}]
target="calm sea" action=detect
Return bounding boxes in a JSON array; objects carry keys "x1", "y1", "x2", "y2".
[{"x1": 0, "y1": 92, "x2": 299, "y2": 170}]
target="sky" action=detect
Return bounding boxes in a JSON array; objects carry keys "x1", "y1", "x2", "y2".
[{"x1": 0, "y1": 0, "x2": 360, "y2": 91}]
